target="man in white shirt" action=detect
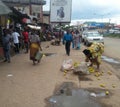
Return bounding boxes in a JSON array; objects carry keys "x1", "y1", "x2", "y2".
[{"x1": 12, "y1": 29, "x2": 20, "y2": 53}]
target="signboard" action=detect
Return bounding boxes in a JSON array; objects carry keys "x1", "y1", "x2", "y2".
[{"x1": 50, "y1": 0, "x2": 72, "y2": 23}]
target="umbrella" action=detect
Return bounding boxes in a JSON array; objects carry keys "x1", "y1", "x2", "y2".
[{"x1": 0, "y1": 0, "x2": 11, "y2": 15}]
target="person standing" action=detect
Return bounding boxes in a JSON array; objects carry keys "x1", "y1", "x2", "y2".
[
  {"x1": 12, "y1": 29, "x2": 20, "y2": 54},
  {"x1": 63, "y1": 30, "x2": 73, "y2": 56},
  {"x1": 2, "y1": 29, "x2": 11, "y2": 63},
  {"x1": 71, "y1": 30, "x2": 75, "y2": 49},
  {"x1": 74, "y1": 30, "x2": 80, "y2": 50},
  {"x1": 29, "y1": 30, "x2": 42, "y2": 65},
  {"x1": 22, "y1": 29, "x2": 29, "y2": 53}
]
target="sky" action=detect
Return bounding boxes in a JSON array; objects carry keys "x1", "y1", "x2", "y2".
[{"x1": 43, "y1": 0, "x2": 120, "y2": 24}]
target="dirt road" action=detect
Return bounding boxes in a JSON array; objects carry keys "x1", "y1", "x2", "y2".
[
  {"x1": 0, "y1": 41, "x2": 120, "y2": 107},
  {"x1": 103, "y1": 37, "x2": 120, "y2": 79},
  {"x1": 104, "y1": 37, "x2": 120, "y2": 59}
]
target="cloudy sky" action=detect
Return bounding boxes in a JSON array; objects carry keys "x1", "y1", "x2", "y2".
[{"x1": 43, "y1": 0, "x2": 120, "y2": 23}]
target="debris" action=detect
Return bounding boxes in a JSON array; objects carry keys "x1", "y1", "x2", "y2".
[
  {"x1": 73, "y1": 62, "x2": 90, "y2": 75},
  {"x1": 107, "y1": 71, "x2": 112, "y2": 75},
  {"x1": 73, "y1": 62, "x2": 80, "y2": 67},
  {"x1": 90, "y1": 93, "x2": 97, "y2": 97},
  {"x1": 88, "y1": 67, "x2": 95, "y2": 73},
  {"x1": 64, "y1": 70, "x2": 68, "y2": 73},
  {"x1": 95, "y1": 72, "x2": 102, "y2": 77},
  {"x1": 105, "y1": 91, "x2": 109, "y2": 95},
  {"x1": 49, "y1": 98, "x2": 57, "y2": 103},
  {"x1": 112, "y1": 84, "x2": 116, "y2": 88},
  {"x1": 95, "y1": 73, "x2": 99, "y2": 77},
  {"x1": 101, "y1": 71, "x2": 104, "y2": 74},
  {"x1": 7, "y1": 74, "x2": 13, "y2": 77},
  {"x1": 45, "y1": 45, "x2": 49, "y2": 48},
  {"x1": 100, "y1": 84, "x2": 106, "y2": 88},
  {"x1": 42, "y1": 54, "x2": 46, "y2": 57},
  {"x1": 61, "y1": 59, "x2": 73, "y2": 71},
  {"x1": 64, "y1": 72, "x2": 67, "y2": 76},
  {"x1": 97, "y1": 78, "x2": 101, "y2": 80},
  {"x1": 96, "y1": 92, "x2": 106, "y2": 97}
]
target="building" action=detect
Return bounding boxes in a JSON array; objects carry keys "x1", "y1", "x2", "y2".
[
  {"x1": 43, "y1": 11, "x2": 50, "y2": 24},
  {"x1": 2, "y1": 0, "x2": 46, "y2": 23},
  {"x1": 0, "y1": 0, "x2": 12, "y2": 58},
  {"x1": 0, "y1": 0, "x2": 46, "y2": 58}
]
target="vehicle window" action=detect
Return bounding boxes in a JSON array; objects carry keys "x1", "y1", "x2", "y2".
[{"x1": 87, "y1": 33, "x2": 101, "y2": 37}]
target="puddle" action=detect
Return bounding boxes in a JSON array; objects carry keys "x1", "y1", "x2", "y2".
[
  {"x1": 102, "y1": 56, "x2": 120, "y2": 64},
  {"x1": 43, "y1": 53, "x2": 57, "y2": 57},
  {"x1": 90, "y1": 92, "x2": 106, "y2": 97},
  {"x1": 46, "y1": 82, "x2": 108, "y2": 107}
]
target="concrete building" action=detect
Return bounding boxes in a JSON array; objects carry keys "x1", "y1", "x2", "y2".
[
  {"x1": 0, "y1": 0, "x2": 46, "y2": 58},
  {"x1": 43, "y1": 11, "x2": 50, "y2": 24},
  {"x1": 1, "y1": 0, "x2": 46, "y2": 23}
]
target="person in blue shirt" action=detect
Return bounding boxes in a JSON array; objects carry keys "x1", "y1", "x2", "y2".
[
  {"x1": 63, "y1": 30, "x2": 73, "y2": 56},
  {"x1": 2, "y1": 29, "x2": 11, "y2": 63}
]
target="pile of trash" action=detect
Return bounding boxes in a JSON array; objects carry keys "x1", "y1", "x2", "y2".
[
  {"x1": 61, "y1": 59, "x2": 90, "y2": 75},
  {"x1": 61, "y1": 59, "x2": 116, "y2": 89},
  {"x1": 51, "y1": 38, "x2": 60, "y2": 46}
]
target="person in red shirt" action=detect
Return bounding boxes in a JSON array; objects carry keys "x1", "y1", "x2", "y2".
[{"x1": 22, "y1": 29, "x2": 29, "y2": 53}]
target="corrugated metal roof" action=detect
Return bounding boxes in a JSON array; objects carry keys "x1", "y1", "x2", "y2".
[
  {"x1": 1, "y1": 0, "x2": 46, "y2": 5},
  {"x1": 0, "y1": 0, "x2": 11, "y2": 15}
]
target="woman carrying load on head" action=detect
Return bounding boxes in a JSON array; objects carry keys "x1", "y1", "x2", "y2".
[{"x1": 29, "y1": 30, "x2": 42, "y2": 65}]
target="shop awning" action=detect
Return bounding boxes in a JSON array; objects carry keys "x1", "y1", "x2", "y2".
[{"x1": 0, "y1": 0, "x2": 11, "y2": 15}]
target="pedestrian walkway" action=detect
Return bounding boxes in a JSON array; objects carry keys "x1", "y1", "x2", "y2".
[{"x1": 0, "y1": 42, "x2": 120, "y2": 107}]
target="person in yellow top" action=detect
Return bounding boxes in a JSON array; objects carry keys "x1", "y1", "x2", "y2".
[
  {"x1": 83, "y1": 42, "x2": 104, "y2": 70},
  {"x1": 29, "y1": 30, "x2": 42, "y2": 65}
]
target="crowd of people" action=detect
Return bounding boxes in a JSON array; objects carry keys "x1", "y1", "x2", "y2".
[
  {"x1": 1, "y1": 27, "x2": 82, "y2": 63},
  {"x1": 2, "y1": 26, "x2": 42, "y2": 64},
  {"x1": 1, "y1": 26, "x2": 104, "y2": 70}
]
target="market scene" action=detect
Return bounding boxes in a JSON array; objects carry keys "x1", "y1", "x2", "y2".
[{"x1": 0, "y1": 0, "x2": 120, "y2": 107}]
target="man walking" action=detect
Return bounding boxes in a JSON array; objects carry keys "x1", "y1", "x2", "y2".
[
  {"x1": 12, "y1": 29, "x2": 20, "y2": 54},
  {"x1": 2, "y1": 29, "x2": 11, "y2": 63},
  {"x1": 63, "y1": 30, "x2": 73, "y2": 56},
  {"x1": 22, "y1": 29, "x2": 29, "y2": 53}
]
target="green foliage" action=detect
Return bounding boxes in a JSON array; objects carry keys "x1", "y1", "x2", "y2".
[{"x1": 105, "y1": 33, "x2": 120, "y2": 38}]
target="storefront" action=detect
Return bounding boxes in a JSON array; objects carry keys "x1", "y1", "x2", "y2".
[{"x1": 0, "y1": 0, "x2": 11, "y2": 58}]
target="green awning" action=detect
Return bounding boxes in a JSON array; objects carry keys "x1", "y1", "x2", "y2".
[{"x1": 0, "y1": 0, "x2": 11, "y2": 15}]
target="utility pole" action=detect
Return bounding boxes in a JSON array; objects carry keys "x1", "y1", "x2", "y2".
[{"x1": 40, "y1": 5, "x2": 43, "y2": 23}]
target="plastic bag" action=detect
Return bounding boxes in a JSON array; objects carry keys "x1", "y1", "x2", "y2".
[
  {"x1": 61, "y1": 59, "x2": 73, "y2": 71},
  {"x1": 35, "y1": 51, "x2": 43, "y2": 60},
  {"x1": 73, "y1": 62, "x2": 89, "y2": 74}
]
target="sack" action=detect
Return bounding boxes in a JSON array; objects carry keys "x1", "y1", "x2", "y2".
[
  {"x1": 61, "y1": 59, "x2": 73, "y2": 71},
  {"x1": 35, "y1": 51, "x2": 43, "y2": 60},
  {"x1": 73, "y1": 62, "x2": 89, "y2": 75}
]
